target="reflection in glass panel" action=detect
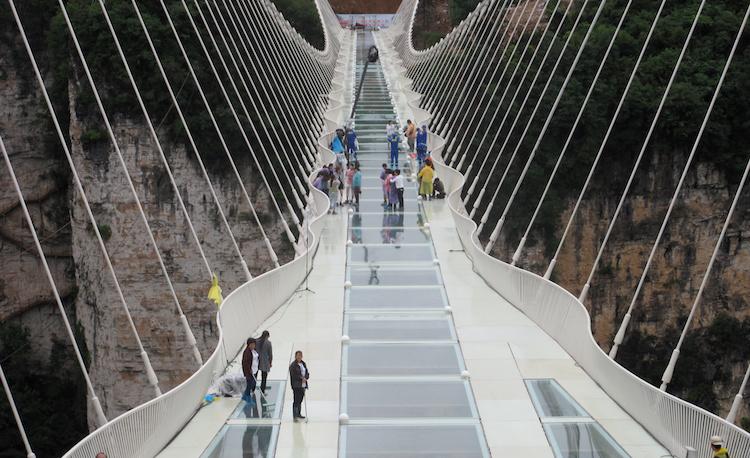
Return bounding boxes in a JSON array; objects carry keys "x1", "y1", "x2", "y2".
[
  {"x1": 345, "y1": 344, "x2": 461, "y2": 375},
  {"x1": 348, "y1": 267, "x2": 441, "y2": 286},
  {"x1": 544, "y1": 423, "x2": 629, "y2": 458},
  {"x1": 349, "y1": 245, "x2": 434, "y2": 263},
  {"x1": 356, "y1": 199, "x2": 420, "y2": 212},
  {"x1": 359, "y1": 186, "x2": 419, "y2": 199},
  {"x1": 347, "y1": 287, "x2": 447, "y2": 310},
  {"x1": 346, "y1": 315, "x2": 453, "y2": 340},
  {"x1": 344, "y1": 380, "x2": 473, "y2": 418},
  {"x1": 349, "y1": 227, "x2": 431, "y2": 244},
  {"x1": 525, "y1": 379, "x2": 588, "y2": 418},
  {"x1": 343, "y1": 424, "x2": 487, "y2": 457},
  {"x1": 230, "y1": 380, "x2": 285, "y2": 419},
  {"x1": 350, "y1": 212, "x2": 425, "y2": 228},
  {"x1": 201, "y1": 425, "x2": 276, "y2": 458}
]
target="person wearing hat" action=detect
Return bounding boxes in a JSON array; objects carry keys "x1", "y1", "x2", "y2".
[{"x1": 710, "y1": 435, "x2": 730, "y2": 457}]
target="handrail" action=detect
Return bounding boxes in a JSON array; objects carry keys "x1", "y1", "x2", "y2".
[
  {"x1": 62, "y1": 5, "x2": 351, "y2": 457},
  {"x1": 376, "y1": 6, "x2": 750, "y2": 457}
]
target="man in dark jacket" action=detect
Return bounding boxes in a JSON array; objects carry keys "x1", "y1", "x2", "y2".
[
  {"x1": 242, "y1": 338, "x2": 258, "y2": 404},
  {"x1": 288, "y1": 350, "x2": 309, "y2": 420}
]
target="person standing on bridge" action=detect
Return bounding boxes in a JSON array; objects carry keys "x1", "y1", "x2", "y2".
[
  {"x1": 416, "y1": 125, "x2": 428, "y2": 170},
  {"x1": 289, "y1": 350, "x2": 310, "y2": 421},
  {"x1": 380, "y1": 163, "x2": 388, "y2": 205},
  {"x1": 256, "y1": 330, "x2": 272, "y2": 393},
  {"x1": 394, "y1": 169, "x2": 405, "y2": 210},
  {"x1": 242, "y1": 338, "x2": 259, "y2": 404},
  {"x1": 346, "y1": 127, "x2": 358, "y2": 162},
  {"x1": 387, "y1": 123, "x2": 400, "y2": 169},
  {"x1": 352, "y1": 165, "x2": 362, "y2": 207},
  {"x1": 404, "y1": 120, "x2": 417, "y2": 152},
  {"x1": 418, "y1": 159, "x2": 435, "y2": 200},
  {"x1": 710, "y1": 436, "x2": 730, "y2": 458}
]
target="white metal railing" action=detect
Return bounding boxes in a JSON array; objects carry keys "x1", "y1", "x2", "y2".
[
  {"x1": 376, "y1": 12, "x2": 750, "y2": 458},
  {"x1": 62, "y1": 7, "x2": 350, "y2": 457}
]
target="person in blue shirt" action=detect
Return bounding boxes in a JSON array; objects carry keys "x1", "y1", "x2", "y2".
[
  {"x1": 387, "y1": 123, "x2": 400, "y2": 169},
  {"x1": 331, "y1": 134, "x2": 345, "y2": 154},
  {"x1": 416, "y1": 125, "x2": 428, "y2": 170},
  {"x1": 346, "y1": 127, "x2": 358, "y2": 161}
]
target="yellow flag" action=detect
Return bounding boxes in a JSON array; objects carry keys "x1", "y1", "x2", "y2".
[{"x1": 207, "y1": 274, "x2": 223, "y2": 306}]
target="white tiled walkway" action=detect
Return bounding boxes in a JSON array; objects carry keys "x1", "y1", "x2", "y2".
[{"x1": 424, "y1": 199, "x2": 670, "y2": 458}]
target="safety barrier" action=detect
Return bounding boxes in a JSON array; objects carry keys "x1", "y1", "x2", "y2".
[
  {"x1": 377, "y1": 13, "x2": 750, "y2": 458},
  {"x1": 62, "y1": 7, "x2": 350, "y2": 457}
]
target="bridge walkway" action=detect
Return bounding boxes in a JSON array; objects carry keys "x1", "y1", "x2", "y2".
[{"x1": 155, "y1": 31, "x2": 670, "y2": 458}]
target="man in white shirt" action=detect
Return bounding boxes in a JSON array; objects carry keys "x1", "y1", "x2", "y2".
[
  {"x1": 242, "y1": 338, "x2": 259, "y2": 404},
  {"x1": 394, "y1": 169, "x2": 405, "y2": 210}
]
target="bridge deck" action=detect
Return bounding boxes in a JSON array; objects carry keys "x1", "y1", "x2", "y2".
[{"x1": 156, "y1": 31, "x2": 669, "y2": 458}]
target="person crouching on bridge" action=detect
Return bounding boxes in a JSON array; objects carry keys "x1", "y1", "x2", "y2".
[
  {"x1": 242, "y1": 338, "x2": 259, "y2": 404},
  {"x1": 416, "y1": 125, "x2": 428, "y2": 169},
  {"x1": 289, "y1": 350, "x2": 310, "y2": 420},
  {"x1": 710, "y1": 435, "x2": 730, "y2": 457}
]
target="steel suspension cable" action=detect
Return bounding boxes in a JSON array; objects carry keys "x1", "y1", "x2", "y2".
[
  {"x1": 450, "y1": 0, "x2": 551, "y2": 170},
  {"x1": 511, "y1": 0, "x2": 634, "y2": 266},
  {"x1": 577, "y1": 0, "x2": 708, "y2": 304},
  {"x1": 9, "y1": 0, "x2": 162, "y2": 397},
  {"x1": 485, "y1": 0, "x2": 610, "y2": 254},
  {"x1": 0, "y1": 360, "x2": 35, "y2": 458},
  {"x1": 623, "y1": 6, "x2": 750, "y2": 388},
  {"x1": 63, "y1": 0, "x2": 206, "y2": 368},
  {"x1": 96, "y1": 0, "x2": 214, "y2": 283},
  {"x1": 433, "y1": 0, "x2": 513, "y2": 136},
  {"x1": 148, "y1": 0, "x2": 302, "y2": 249},
  {"x1": 475, "y1": 0, "x2": 592, "y2": 235},
  {"x1": 242, "y1": 2, "x2": 322, "y2": 167},
  {"x1": 462, "y1": 0, "x2": 570, "y2": 199},
  {"x1": 194, "y1": 0, "x2": 309, "y2": 215},
  {"x1": 128, "y1": 0, "x2": 255, "y2": 279},
  {"x1": 463, "y1": 0, "x2": 572, "y2": 210},
  {"x1": 543, "y1": 0, "x2": 668, "y2": 280},
  {"x1": 420, "y1": 14, "x2": 478, "y2": 111},
  {"x1": 230, "y1": 0, "x2": 319, "y2": 168},
  {"x1": 429, "y1": 2, "x2": 503, "y2": 125},
  {"x1": 254, "y1": 1, "x2": 328, "y2": 131},
  {"x1": 0, "y1": 132, "x2": 107, "y2": 429},
  {"x1": 727, "y1": 362, "x2": 750, "y2": 423},
  {"x1": 223, "y1": 0, "x2": 317, "y2": 173}
]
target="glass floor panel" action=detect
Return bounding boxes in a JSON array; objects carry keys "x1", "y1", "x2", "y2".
[
  {"x1": 349, "y1": 227, "x2": 431, "y2": 244},
  {"x1": 360, "y1": 187, "x2": 419, "y2": 199},
  {"x1": 343, "y1": 380, "x2": 475, "y2": 418},
  {"x1": 348, "y1": 266, "x2": 441, "y2": 286},
  {"x1": 341, "y1": 424, "x2": 488, "y2": 457},
  {"x1": 349, "y1": 245, "x2": 434, "y2": 264},
  {"x1": 345, "y1": 314, "x2": 454, "y2": 340},
  {"x1": 362, "y1": 176, "x2": 387, "y2": 187},
  {"x1": 356, "y1": 199, "x2": 420, "y2": 212},
  {"x1": 346, "y1": 286, "x2": 447, "y2": 310},
  {"x1": 201, "y1": 424, "x2": 277, "y2": 458},
  {"x1": 229, "y1": 380, "x2": 285, "y2": 419},
  {"x1": 543, "y1": 422, "x2": 629, "y2": 458},
  {"x1": 344, "y1": 343, "x2": 463, "y2": 376},
  {"x1": 525, "y1": 379, "x2": 588, "y2": 418},
  {"x1": 350, "y1": 212, "x2": 425, "y2": 228}
]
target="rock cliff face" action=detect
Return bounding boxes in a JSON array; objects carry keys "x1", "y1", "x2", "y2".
[
  {"x1": 490, "y1": 150, "x2": 750, "y2": 417},
  {"x1": 1, "y1": 36, "x2": 293, "y2": 428}
]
